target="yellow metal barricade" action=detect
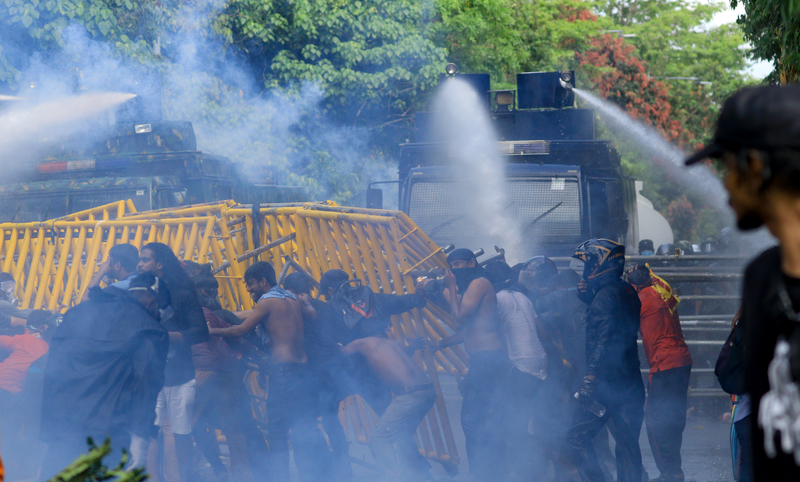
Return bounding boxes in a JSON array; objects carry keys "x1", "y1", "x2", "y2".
[{"x1": 1, "y1": 200, "x2": 463, "y2": 467}]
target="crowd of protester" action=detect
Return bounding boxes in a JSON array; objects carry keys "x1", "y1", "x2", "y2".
[
  {"x1": 4, "y1": 84, "x2": 800, "y2": 482},
  {"x1": 0, "y1": 233, "x2": 700, "y2": 482}
]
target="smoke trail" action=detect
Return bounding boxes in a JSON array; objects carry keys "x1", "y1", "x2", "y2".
[{"x1": 431, "y1": 78, "x2": 523, "y2": 262}]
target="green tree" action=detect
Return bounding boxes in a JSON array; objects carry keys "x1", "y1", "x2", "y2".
[
  {"x1": 622, "y1": 1, "x2": 753, "y2": 147},
  {"x1": 731, "y1": 0, "x2": 800, "y2": 83},
  {"x1": 0, "y1": 0, "x2": 171, "y2": 87},
  {"x1": 212, "y1": 0, "x2": 446, "y2": 130}
]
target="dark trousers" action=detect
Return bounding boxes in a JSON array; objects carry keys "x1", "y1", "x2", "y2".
[
  {"x1": 735, "y1": 415, "x2": 754, "y2": 482},
  {"x1": 461, "y1": 350, "x2": 509, "y2": 481},
  {"x1": 315, "y1": 365, "x2": 354, "y2": 480},
  {"x1": 504, "y1": 368, "x2": 546, "y2": 481},
  {"x1": 646, "y1": 365, "x2": 691, "y2": 478},
  {"x1": 568, "y1": 381, "x2": 645, "y2": 482},
  {"x1": 267, "y1": 363, "x2": 331, "y2": 482}
]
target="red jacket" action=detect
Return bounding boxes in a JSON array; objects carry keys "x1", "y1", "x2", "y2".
[{"x1": 638, "y1": 286, "x2": 692, "y2": 375}]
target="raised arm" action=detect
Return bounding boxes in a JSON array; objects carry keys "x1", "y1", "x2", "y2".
[
  {"x1": 210, "y1": 299, "x2": 269, "y2": 338},
  {"x1": 443, "y1": 270, "x2": 489, "y2": 328}
]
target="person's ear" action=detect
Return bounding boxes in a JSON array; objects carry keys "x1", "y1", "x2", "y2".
[
  {"x1": 745, "y1": 149, "x2": 768, "y2": 193},
  {"x1": 156, "y1": 261, "x2": 164, "y2": 272}
]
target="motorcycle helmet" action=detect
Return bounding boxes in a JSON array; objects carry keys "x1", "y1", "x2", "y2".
[
  {"x1": 522, "y1": 256, "x2": 558, "y2": 286},
  {"x1": 572, "y1": 238, "x2": 626, "y2": 282}
]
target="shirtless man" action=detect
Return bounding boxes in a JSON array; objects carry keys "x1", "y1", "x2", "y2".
[
  {"x1": 428, "y1": 248, "x2": 508, "y2": 481},
  {"x1": 341, "y1": 337, "x2": 435, "y2": 479},
  {"x1": 209, "y1": 261, "x2": 329, "y2": 481}
]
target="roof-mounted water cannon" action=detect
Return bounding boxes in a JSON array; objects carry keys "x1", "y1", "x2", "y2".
[
  {"x1": 445, "y1": 63, "x2": 458, "y2": 77},
  {"x1": 517, "y1": 70, "x2": 575, "y2": 109}
]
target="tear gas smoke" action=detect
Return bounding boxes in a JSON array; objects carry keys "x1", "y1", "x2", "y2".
[
  {"x1": 431, "y1": 78, "x2": 523, "y2": 263},
  {"x1": 0, "y1": 18, "x2": 393, "y2": 205}
]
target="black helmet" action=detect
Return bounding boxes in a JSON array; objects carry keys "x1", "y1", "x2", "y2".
[
  {"x1": 572, "y1": 238, "x2": 625, "y2": 281},
  {"x1": 522, "y1": 256, "x2": 558, "y2": 285},
  {"x1": 656, "y1": 243, "x2": 674, "y2": 256}
]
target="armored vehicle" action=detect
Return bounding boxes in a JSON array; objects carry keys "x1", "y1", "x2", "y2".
[
  {"x1": 369, "y1": 70, "x2": 672, "y2": 258},
  {"x1": 0, "y1": 120, "x2": 305, "y2": 222}
]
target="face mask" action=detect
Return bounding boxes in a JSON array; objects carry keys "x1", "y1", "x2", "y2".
[
  {"x1": 641, "y1": 250, "x2": 654, "y2": 256},
  {"x1": 452, "y1": 266, "x2": 488, "y2": 294}
]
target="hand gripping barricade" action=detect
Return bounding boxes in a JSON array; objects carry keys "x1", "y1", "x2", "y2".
[{"x1": 0, "y1": 199, "x2": 464, "y2": 469}]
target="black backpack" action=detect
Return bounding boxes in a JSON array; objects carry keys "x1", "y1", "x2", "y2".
[{"x1": 332, "y1": 281, "x2": 381, "y2": 330}]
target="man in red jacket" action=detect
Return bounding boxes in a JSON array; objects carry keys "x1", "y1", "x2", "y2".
[{"x1": 627, "y1": 265, "x2": 693, "y2": 482}]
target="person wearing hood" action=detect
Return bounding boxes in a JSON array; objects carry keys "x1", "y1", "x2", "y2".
[
  {"x1": 39, "y1": 274, "x2": 169, "y2": 478},
  {"x1": 427, "y1": 248, "x2": 508, "y2": 481},
  {"x1": 567, "y1": 239, "x2": 645, "y2": 482}
]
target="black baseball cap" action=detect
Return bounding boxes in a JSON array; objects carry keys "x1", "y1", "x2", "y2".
[
  {"x1": 446, "y1": 248, "x2": 476, "y2": 265},
  {"x1": 685, "y1": 85, "x2": 800, "y2": 165}
]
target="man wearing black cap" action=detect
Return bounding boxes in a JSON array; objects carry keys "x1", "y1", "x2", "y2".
[
  {"x1": 685, "y1": 85, "x2": 800, "y2": 481},
  {"x1": 430, "y1": 248, "x2": 507, "y2": 481}
]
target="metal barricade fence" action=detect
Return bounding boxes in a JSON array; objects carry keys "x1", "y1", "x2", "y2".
[{"x1": 2, "y1": 200, "x2": 462, "y2": 466}]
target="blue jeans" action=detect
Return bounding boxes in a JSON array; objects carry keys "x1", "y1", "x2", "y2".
[
  {"x1": 267, "y1": 363, "x2": 331, "y2": 482},
  {"x1": 369, "y1": 387, "x2": 436, "y2": 477}
]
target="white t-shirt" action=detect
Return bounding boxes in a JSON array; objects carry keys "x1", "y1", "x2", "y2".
[{"x1": 496, "y1": 289, "x2": 547, "y2": 380}]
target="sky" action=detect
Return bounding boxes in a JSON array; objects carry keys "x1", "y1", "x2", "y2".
[{"x1": 704, "y1": 1, "x2": 773, "y2": 78}]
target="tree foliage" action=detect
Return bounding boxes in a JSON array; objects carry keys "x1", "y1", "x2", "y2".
[
  {"x1": 212, "y1": 0, "x2": 446, "y2": 128},
  {"x1": 731, "y1": 0, "x2": 800, "y2": 83}
]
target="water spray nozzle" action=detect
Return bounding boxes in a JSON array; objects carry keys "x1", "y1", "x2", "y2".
[
  {"x1": 445, "y1": 63, "x2": 458, "y2": 77},
  {"x1": 559, "y1": 71, "x2": 573, "y2": 90}
]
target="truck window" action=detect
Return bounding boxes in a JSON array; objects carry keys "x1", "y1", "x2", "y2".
[{"x1": 407, "y1": 176, "x2": 582, "y2": 252}]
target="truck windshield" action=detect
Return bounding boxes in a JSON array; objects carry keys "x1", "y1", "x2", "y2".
[{"x1": 407, "y1": 176, "x2": 582, "y2": 254}]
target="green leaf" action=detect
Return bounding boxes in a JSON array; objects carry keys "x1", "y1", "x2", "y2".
[
  {"x1": 98, "y1": 20, "x2": 111, "y2": 35},
  {"x1": 21, "y1": 14, "x2": 33, "y2": 27}
]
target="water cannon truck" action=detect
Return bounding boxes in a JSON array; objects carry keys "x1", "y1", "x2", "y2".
[
  {"x1": 368, "y1": 68, "x2": 673, "y2": 258},
  {"x1": 0, "y1": 119, "x2": 306, "y2": 222}
]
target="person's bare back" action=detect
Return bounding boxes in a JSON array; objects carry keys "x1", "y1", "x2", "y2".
[
  {"x1": 342, "y1": 337, "x2": 429, "y2": 392},
  {"x1": 209, "y1": 293, "x2": 307, "y2": 364},
  {"x1": 261, "y1": 296, "x2": 307, "y2": 364}
]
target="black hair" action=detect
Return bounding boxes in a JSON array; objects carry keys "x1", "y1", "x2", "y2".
[
  {"x1": 129, "y1": 272, "x2": 172, "y2": 307},
  {"x1": 141, "y1": 242, "x2": 194, "y2": 291},
  {"x1": 109, "y1": 244, "x2": 139, "y2": 273},
  {"x1": 319, "y1": 269, "x2": 349, "y2": 295},
  {"x1": 626, "y1": 264, "x2": 651, "y2": 287},
  {"x1": 184, "y1": 261, "x2": 221, "y2": 310},
  {"x1": 244, "y1": 261, "x2": 277, "y2": 287},
  {"x1": 762, "y1": 148, "x2": 800, "y2": 195},
  {"x1": 283, "y1": 272, "x2": 311, "y2": 295},
  {"x1": 0, "y1": 272, "x2": 14, "y2": 283}
]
